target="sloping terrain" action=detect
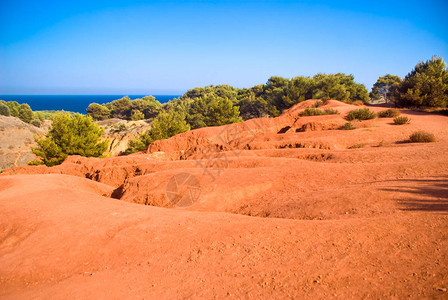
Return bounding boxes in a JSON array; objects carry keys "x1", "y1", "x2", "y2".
[
  {"x1": 1, "y1": 100, "x2": 447, "y2": 298},
  {"x1": 0, "y1": 116, "x2": 46, "y2": 170}
]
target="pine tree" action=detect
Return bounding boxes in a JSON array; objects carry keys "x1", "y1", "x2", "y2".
[
  {"x1": 393, "y1": 56, "x2": 448, "y2": 107},
  {"x1": 33, "y1": 112, "x2": 108, "y2": 166}
]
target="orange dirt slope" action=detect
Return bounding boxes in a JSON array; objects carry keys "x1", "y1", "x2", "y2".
[{"x1": 1, "y1": 100, "x2": 447, "y2": 299}]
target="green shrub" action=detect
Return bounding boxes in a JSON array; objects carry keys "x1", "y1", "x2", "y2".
[
  {"x1": 86, "y1": 103, "x2": 111, "y2": 120},
  {"x1": 323, "y1": 108, "x2": 339, "y2": 115},
  {"x1": 300, "y1": 107, "x2": 339, "y2": 116},
  {"x1": 18, "y1": 104, "x2": 33, "y2": 123},
  {"x1": 300, "y1": 108, "x2": 325, "y2": 116},
  {"x1": 339, "y1": 122, "x2": 357, "y2": 130},
  {"x1": 0, "y1": 103, "x2": 10, "y2": 116},
  {"x1": 378, "y1": 108, "x2": 401, "y2": 118},
  {"x1": 409, "y1": 131, "x2": 435, "y2": 143},
  {"x1": 31, "y1": 119, "x2": 42, "y2": 128},
  {"x1": 312, "y1": 100, "x2": 324, "y2": 108},
  {"x1": 346, "y1": 108, "x2": 376, "y2": 121},
  {"x1": 125, "y1": 111, "x2": 190, "y2": 154},
  {"x1": 393, "y1": 116, "x2": 410, "y2": 125},
  {"x1": 33, "y1": 113, "x2": 108, "y2": 166},
  {"x1": 130, "y1": 109, "x2": 145, "y2": 121},
  {"x1": 27, "y1": 160, "x2": 44, "y2": 166}
]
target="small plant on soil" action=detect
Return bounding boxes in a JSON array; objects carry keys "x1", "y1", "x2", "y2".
[
  {"x1": 346, "y1": 108, "x2": 376, "y2": 121},
  {"x1": 300, "y1": 108, "x2": 339, "y2": 116},
  {"x1": 323, "y1": 108, "x2": 339, "y2": 115},
  {"x1": 312, "y1": 100, "x2": 324, "y2": 108},
  {"x1": 348, "y1": 143, "x2": 365, "y2": 149},
  {"x1": 378, "y1": 109, "x2": 401, "y2": 118},
  {"x1": 409, "y1": 131, "x2": 435, "y2": 143},
  {"x1": 339, "y1": 122, "x2": 357, "y2": 130},
  {"x1": 393, "y1": 116, "x2": 411, "y2": 125}
]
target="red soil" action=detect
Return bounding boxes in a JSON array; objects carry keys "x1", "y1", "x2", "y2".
[{"x1": 1, "y1": 100, "x2": 447, "y2": 298}]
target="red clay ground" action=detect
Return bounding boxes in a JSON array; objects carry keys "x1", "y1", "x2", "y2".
[{"x1": 1, "y1": 100, "x2": 447, "y2": 298}]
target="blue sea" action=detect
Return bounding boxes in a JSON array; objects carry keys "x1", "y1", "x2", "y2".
[{"x1": 0, "y1": 95, "x2": 181, "y2": 114}]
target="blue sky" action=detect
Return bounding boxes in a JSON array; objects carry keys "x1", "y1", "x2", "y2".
[{"x1": 0, "y1": 0, "x2": 447, "y2": 95}]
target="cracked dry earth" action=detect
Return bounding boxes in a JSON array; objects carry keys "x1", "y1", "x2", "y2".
[{"x1": 1, "y1": 100, "x2": 447, "y2": 299}]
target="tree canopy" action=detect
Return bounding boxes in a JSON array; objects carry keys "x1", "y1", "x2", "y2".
[
  {"x1": 393, "y1": 56, "x2": 448, "y2": 107},
  {"x1": 33, "y1": 113, "x2": 108, "y2": 166},
  {"x1": 370, "y1": 74, "x2": 402, "y2": 103},
  {"x1": 87, "y1": 96, "x2": 162, "y2": 120}
]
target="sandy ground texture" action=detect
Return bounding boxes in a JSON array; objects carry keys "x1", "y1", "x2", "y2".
[{"x1": 1, "y1": 100, "x2": 447, "y2": 299}]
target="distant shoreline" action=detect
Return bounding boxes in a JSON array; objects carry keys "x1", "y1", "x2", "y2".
[{"x1": 0, "y1": 95, "x2": 181, "y2": 114}]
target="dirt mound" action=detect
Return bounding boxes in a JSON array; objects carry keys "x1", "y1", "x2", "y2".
[{"x1": 1, "y1": 103, "x2": 448, "y2": 298}]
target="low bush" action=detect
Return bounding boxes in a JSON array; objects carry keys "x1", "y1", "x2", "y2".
[
  {"x1": 0, "y1": 103, "x2": 10, "y2": 116},
  {"x1": 378, "y1": 109, "x2": 401, "y2": 118},
  {"x1": 409, "y1": 131, "x2": 435, "y2": 143},
  {"x1": 393, "y1": 116, "x2": 410, "y2": 125},
  {"x1": 339, "y1": 122, "x2": 357, "y2": 130},
  {"x1": 323, "y1": 108, "x2": 339, "y2": 115},
  {"x1": 300, "y1": 107, "x2": 339, "y2": 116},
  {"x1": 30, "y1": 119, "x2": 42, "y2": 128},
  {"x1": 346, "y1": 108, "x2": 376, "y2": 121},
  {"x1": 312, "y1": 100, "x2": 324, "y2": 108}
]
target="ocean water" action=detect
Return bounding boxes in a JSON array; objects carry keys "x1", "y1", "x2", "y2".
[{"x1": 0, "y1": 95, "x2": 181, "y2": 114}]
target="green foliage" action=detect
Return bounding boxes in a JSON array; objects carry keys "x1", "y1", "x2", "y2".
[
  {"x1": 236, "y1": 92, "x2": 271, "y2": 119},
  {"x1": 378, "y1": 108, "x2": 401, "y2": 118},
  {"x1": 18, "y1": 104, "x2": 33, "y2": 123},
  {"x1": 125, "y1": 111, "x2": 190, "y2": 154},
  {"x1": 300, "y1": 107, "x2": 339, "y2": 116},
  {"x1": 393, "y1": 56, "x2": 448, "y2": 108},
  {"x1": 130, "y1": 109, "x2": 145, "y2": 121},
  {"x1": 159, "y1": 73, "x2": 368, "y2": 123},
  {"x1": 32, "y1": 111, "x2": 45, "y2": 121},
  {"x1": 86, "y1": 103, "x2": 111, "y2": 120},
  {"x1": 409, "y1": 131, "x2": 435, "y2": 143},
  {"x1": 339, "y1": 122, "x2": 357, "y2": 130},
  {"x1": 5, "y1": 101, "x2": 20, "y2": 117},
  {"x1": 31, "y1": 119, "x2": 42, "y2": 127},
  {"x1": 323, "y1": 108, "x2": 339, "y2": 115},
  {"x1": 27, "y1": 160, "x2": 44, "y2": 166},
  {"x1": 312, "y1": 100, "x2": 324, "y2": 108},
  {"x1": 393, "y1": 116, "x2": 410, "y2": 125},
  {"x1": 186, "y1": 95, "x2": 242, "y2": 129},
  {"x1": 88, "y1": 96, "x2": 162, "y2": 120},
  {"x1": 106, "y1": 96, "x2": 132, "y2": 119},
  {"x1": 346, "y1": 108, "x2": 376, "y2": 121},
  {"x1": 33, "y1": 112, "x2": 108, "y2": 166},
  {"x1": 300, "y1": 108, "x2": 325, "y2": 116},
  {"x1": 370, "y1": 74, "x2": 401, "y2": 103},
  {"x1": 312, "y1": 73, "x2": 370, "y2": 103},
  {"x1": 0, "y1": 103, "x2": 10, "y2": 116},
  {"x1": 130, "y1": 96, "x2": 162, "y2": 119}
]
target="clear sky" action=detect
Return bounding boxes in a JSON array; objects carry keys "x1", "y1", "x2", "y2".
[{"x1": 0, "y1": 0, "x2": 447, "y2": 95}]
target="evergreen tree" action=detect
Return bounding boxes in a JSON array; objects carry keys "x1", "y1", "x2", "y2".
[
  {"x1": 33, "y1": 113, "x2": 108, "y2": 166},
  {"x1": 186, "y1": 95, "x2": 242, "y2": 129},
  {"x1": 370, "y1": 74, "x2": 401, "y2": 103},
  {"x1": 393, "y1": 56, "x2": 448, "y2": 107},
  {"x1": 86, "y1": 103, "x2": 111, "y2": 120}
]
